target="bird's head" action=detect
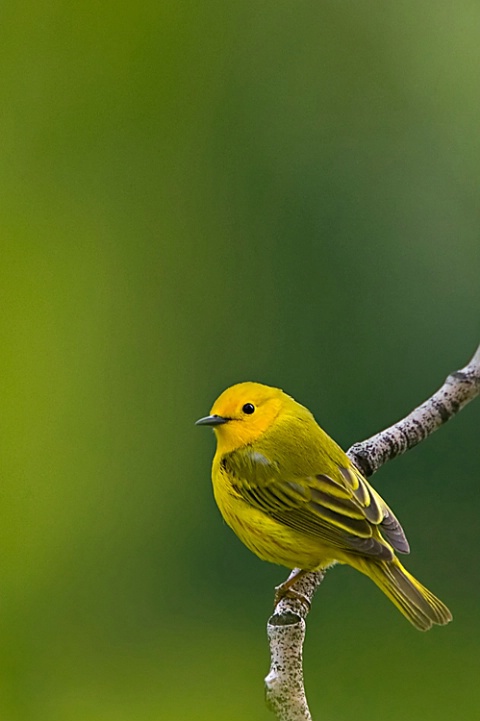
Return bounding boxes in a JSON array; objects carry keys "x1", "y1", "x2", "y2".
[{"x1": 196, "y1": 382, "x2": 287, "y2": 453}]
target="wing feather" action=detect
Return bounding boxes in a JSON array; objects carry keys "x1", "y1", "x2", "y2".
[{"x1": 223, "y1": 448, "x2": 408, "y2": 560}]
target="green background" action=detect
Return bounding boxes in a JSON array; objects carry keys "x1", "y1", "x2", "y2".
[{"x1": 1, "y1": 2, "x2": 479, "y2": 719}]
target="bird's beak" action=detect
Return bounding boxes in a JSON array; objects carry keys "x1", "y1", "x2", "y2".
[{"x1": 195, "y1": 414, "x2": 229, "y2": 426}]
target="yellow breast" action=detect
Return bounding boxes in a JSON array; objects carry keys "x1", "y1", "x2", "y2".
[{"x1": 211, "y1": 456, "x2": 336, "y2": 571}]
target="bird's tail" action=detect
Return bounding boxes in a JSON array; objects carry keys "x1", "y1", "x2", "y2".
[{"x1": 356, "y1": 557, "x2": 452, "y2": 631}]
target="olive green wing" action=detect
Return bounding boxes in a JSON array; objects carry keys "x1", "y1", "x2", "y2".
[{"x1": 222, "y1": 449, "x2": 409, "y2": 561}]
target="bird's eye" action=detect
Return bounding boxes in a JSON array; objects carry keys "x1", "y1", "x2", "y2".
[{"x1": 242, "y1": 403, "x2": 255, "y2": 415}]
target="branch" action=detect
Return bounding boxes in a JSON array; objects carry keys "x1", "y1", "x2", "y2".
[
  {"x1": 265, "y1": 571, "x2": 324, "y2": 721},
  {"x1": 265, "y1": 345, "x2": 480, "y2": 721},
  {"x1": 349, "y1": 345, "x2": 480, "y2": 477}
]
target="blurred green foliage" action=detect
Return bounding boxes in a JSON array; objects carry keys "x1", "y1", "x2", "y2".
[{"x1": 0, "y1": 2, "x2": 479, "y2": 719}]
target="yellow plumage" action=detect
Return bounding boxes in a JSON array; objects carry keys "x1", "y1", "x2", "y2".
[{"x1": 196, "y1": 382, "x2": 452, "y2": 630}]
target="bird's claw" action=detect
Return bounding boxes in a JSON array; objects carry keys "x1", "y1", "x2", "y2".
[{"x1": 274, "y1": 583, "x2": 311, "y2": 611}]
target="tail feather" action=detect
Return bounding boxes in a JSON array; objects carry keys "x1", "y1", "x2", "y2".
[{"x1": 356, "y1": 557, "x2": 452, "y2": 631}]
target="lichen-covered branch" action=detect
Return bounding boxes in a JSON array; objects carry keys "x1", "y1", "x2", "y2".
[
  {"x1": 349, "y1": 344, "x2": 480, "y2": 478},
  {"x1": 265, "y1": 345, "x2": 480, "y2": 721},
  {"x1": 265, "y1": 571, "x2": 324, "y2": 721}
]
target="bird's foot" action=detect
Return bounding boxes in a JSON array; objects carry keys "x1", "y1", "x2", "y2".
[{"x1": 274, "y1": 569, "x2": 310, "y2": 610}]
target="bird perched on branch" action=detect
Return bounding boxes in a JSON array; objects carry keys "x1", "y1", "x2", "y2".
[{"x1": 196, "y1": 382, "x2": 452, "y2": 631}]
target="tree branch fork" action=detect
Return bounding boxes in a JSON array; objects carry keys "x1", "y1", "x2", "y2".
[{"x1": 265, "y1": 345, "x2": 480, "y2": 721}]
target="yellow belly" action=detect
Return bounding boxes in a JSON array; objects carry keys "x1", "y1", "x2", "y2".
[{"x1": 212, "y1": 468, "x2": 337, "y2": 571}]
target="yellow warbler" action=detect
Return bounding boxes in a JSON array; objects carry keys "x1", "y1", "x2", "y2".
[{"x1": 196, "y1": 382, "x2": 452, "y2": 630}]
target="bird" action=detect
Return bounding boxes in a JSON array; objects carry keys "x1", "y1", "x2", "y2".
[{"x1": 196, "y1": 381, "x2": 452, "y2": 630}]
